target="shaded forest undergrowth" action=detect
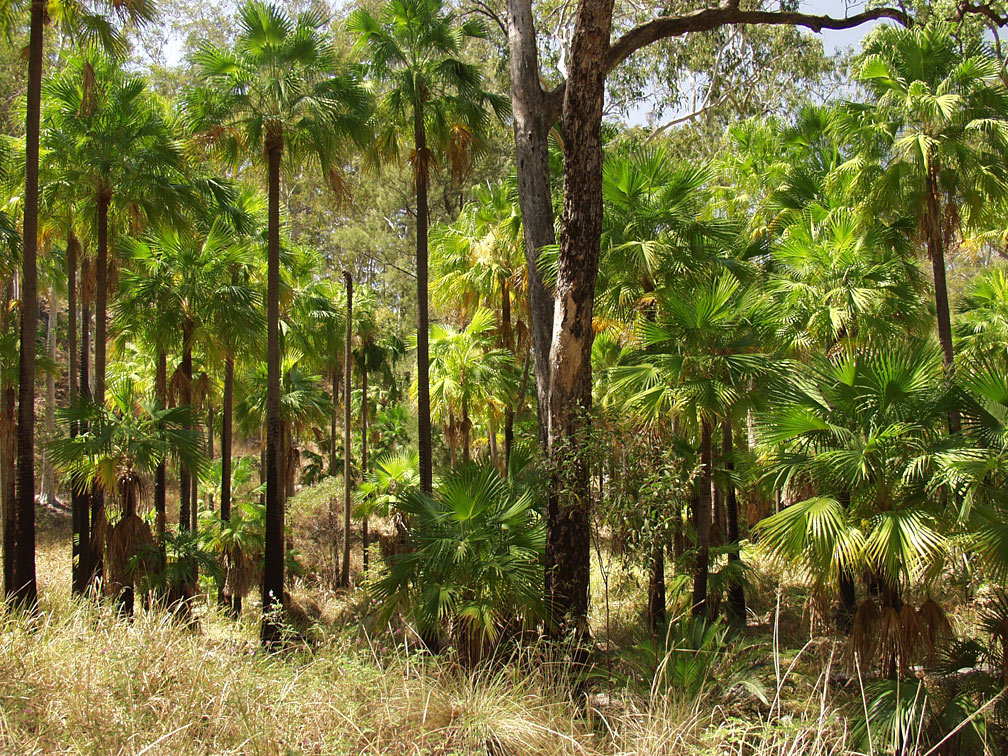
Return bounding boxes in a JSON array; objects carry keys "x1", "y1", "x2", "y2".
[{"x1": 5, "y1": 511, "x2": 994, "y2": 756}]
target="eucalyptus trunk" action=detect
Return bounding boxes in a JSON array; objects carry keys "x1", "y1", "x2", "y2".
[
  {"x1": 543, "y1": 0, "x2": 612, "y2": 637},
  {"x1": 506, "y1": 0, "x2": 556, "y2": 450},
  {"x1": 262, "y1": 136, "x2": 285, "y2": 646}
]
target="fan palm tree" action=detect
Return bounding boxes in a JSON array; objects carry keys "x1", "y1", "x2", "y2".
[
  {"x1": 612, "y1": 274, "x2": 771, "y2": 621},
  {"x1": 350, "y1": 0, "x2": 508, "y2": 493},
  {"x1": 43, "y1": 51, "x2": 193, "y2": 589},
  {"x1": 770, "y1": 208, "x2": 926, "y2": 354},
  {"x1": 189, "y1": 0, "x2": 372, "y2": 645},
  {"x1": 373, "y1": 463, "x2": 544, "y2": 663},
  {"x1": 432, "y1": 180, "x2": 528, "y2": 467},
  {"x1": 756, "y1": 342, "x2": 955, "y2": 660},
  {"x1": 50, "y1": 379, "x2": 204, "y2": 613},
  {"x1": 841, "y1": 23, "x2": 1008, "y2": 379},
  {"x1": 5, "y1": 0, "x2": 155, "y2": 609},
  {"x1": 115, "y1": 220, "x2": 261, "y2": 540},
  {"x1": 422, "y1": 308, "x2": 516, "y2": 469}
]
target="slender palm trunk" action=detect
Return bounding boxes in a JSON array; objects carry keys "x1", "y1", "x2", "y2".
[
  {"x1": 926, "y1": 172, "x2": 960, "y2": 434},
  {"x1": 647, "y1": 542, "x2": 666, "y2": 634},
  {"x1": 154, "y1": 351, "x2": 167, "y2": 545},
  {"x1": 722, "y1": 419, "x2": 746, "y2": 628},
  {"x1": 11, "y1": 0, "x2": 45, "y2": 607},
  {"x1": 500, "y1": 275, "x2": 515, "y2": 470},
  {"x1": 447, "y1": 411, "x2": 457, "y2": 469},
  {"x1": 219, "y1": 351, "x2": 234, "y2": 611},
  {"x1": 68, "y1": 233, "x2": 86, "y2": 595},
  {"x1": 40, "y1": 287, "x2": 56, "y2": 504},
  {"x1": 221, "y1": 356, "x2": 233, "y2": 524},
  {"x1": 487, "y1": 410, "x2": 497, "y2": 468},
  {"x1": 341, "y1": 271, "x2": 352, "y2": 588},
  {"x1": 1, "y1": 384, "x2": 15, "y2": 597},
  {"x1": 190, "y1": 430, "x2": 199, "y2": 533},
  {"x1": 206, "y1": 406, "x2": 214, "y2": 511},
  {"x1": 262, "y1": 138, "x2": 285, "y2": 646},
  {"x1": 462, "y1": 396, "x2": 471, "y2": 463},
  {"x1": 77, "y1": 259, "x2": 93, "y2": 590},
  {"x1": 692, "y1": 419, "x2": 713, "y2": 619},
  {"x1": 329, "y1": 367, "x2": 339, "y2": 477},
  {"x1": 361, "y1": 362, "x2": 369, "y2": 574},
  {"x1": 414, "y1": 103, "x2": 433, "y2": 495},
  {"x1": 179, "y1": 336, "x2": 193, "y2": 532},
  {"x1": 87, "y1": 194, "x2": 112, "y2": 590}
]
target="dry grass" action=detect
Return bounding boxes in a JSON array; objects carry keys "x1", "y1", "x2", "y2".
[{"x1": 0, "y1": 515, "x2": 861, "y2": 756}]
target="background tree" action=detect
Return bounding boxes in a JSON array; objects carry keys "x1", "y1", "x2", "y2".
[
  {"x1": 189, "y1": 0, "x2": 372, "y2": 645},
  {"x1": 350, "y1": 0, "x2": 508, "y2": 493}
]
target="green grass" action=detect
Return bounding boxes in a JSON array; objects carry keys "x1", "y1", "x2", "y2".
[{"x1": 0, "y1": 515, "x2": 859, "y2": 755}]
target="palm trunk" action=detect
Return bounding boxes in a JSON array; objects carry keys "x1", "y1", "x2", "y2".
[
  {"x1": 692, "y1": 419, "x2": 713, "y2": 619},
  {"x1": 179, "y1": 335, "x2": 193, "y2": 532},
  {"x1": 11, "y1": 0, "x2": 45, "y2": 607},
  {"x1": 262, "y1": 136, "x2": 285, "y2": 646},
  {"x1": 221, "y1": 356, "x2": 233, "y2": 524},
  {"x1": 447, "y1": 411, "x2": 457, "y2": 470},
  {"x1": 509, "y1": 349, "x2": 531, "y2": 472},
  {"x1": 487, "y1": 410, "x2": 498, "y2": 469},
  {"x1": 77, "y1": 259, "x2": 93, "y2": 591},
  {"x1": 40, "y1": 287, "x2": 56, "y2": 505},
  {"x1": 329, "y1": 367, "x2": 339, "y2": 477},
  {"x1": 341, "y1": 271, "x2": 352, "y2": 588},
  {"x1": 722, "y1": 419, "x2": 746, "y2": 628},
  {"x1": 190, "y1": 450, "x2": 198, "y2": 532},
  {"x1": 1, "y1": 384, "x2": 15, "y2": 597},
  {"x1": 219, "y1": 352, "x2": 234, "y2": 611},
  {"x1": 68, "y1": 233, "x2": 87, "y2": 595},
  {"x1": 462, "y1": 396, "x2": 471, "y2": 463},
  {"x1": 87, "y1": 194, "x2": 112, "y2": 591},
  {"x1": 499, "y1": 274, "x2": 515, "y2": 470},
  {"x1": 361, "y1": 362, "x2": 369, "y2": 574},
  {"x1": 154, "y1": 351, "x2": 167, "y2": 545},
  {"x1": 647, "y1": 542, "x2": 666, "y2": 635},
  {"x1": 926, "y1": 171, "x2": 960, "y2": 434},
  {"x1": 414, "y1": 103, "x2": 433, "y2": 495},
  {"x1": 206, "y1": 406, "x2": 214, "y2": 511}
]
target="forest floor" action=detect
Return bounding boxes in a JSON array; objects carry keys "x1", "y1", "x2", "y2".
[{"x1": 0, "y1": 511, "x2": 886, "y2": 755}]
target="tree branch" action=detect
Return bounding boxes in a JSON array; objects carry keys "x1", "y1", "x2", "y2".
[{"x1": 607, "y1": 4, "x2": 910, "y2": 75}]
